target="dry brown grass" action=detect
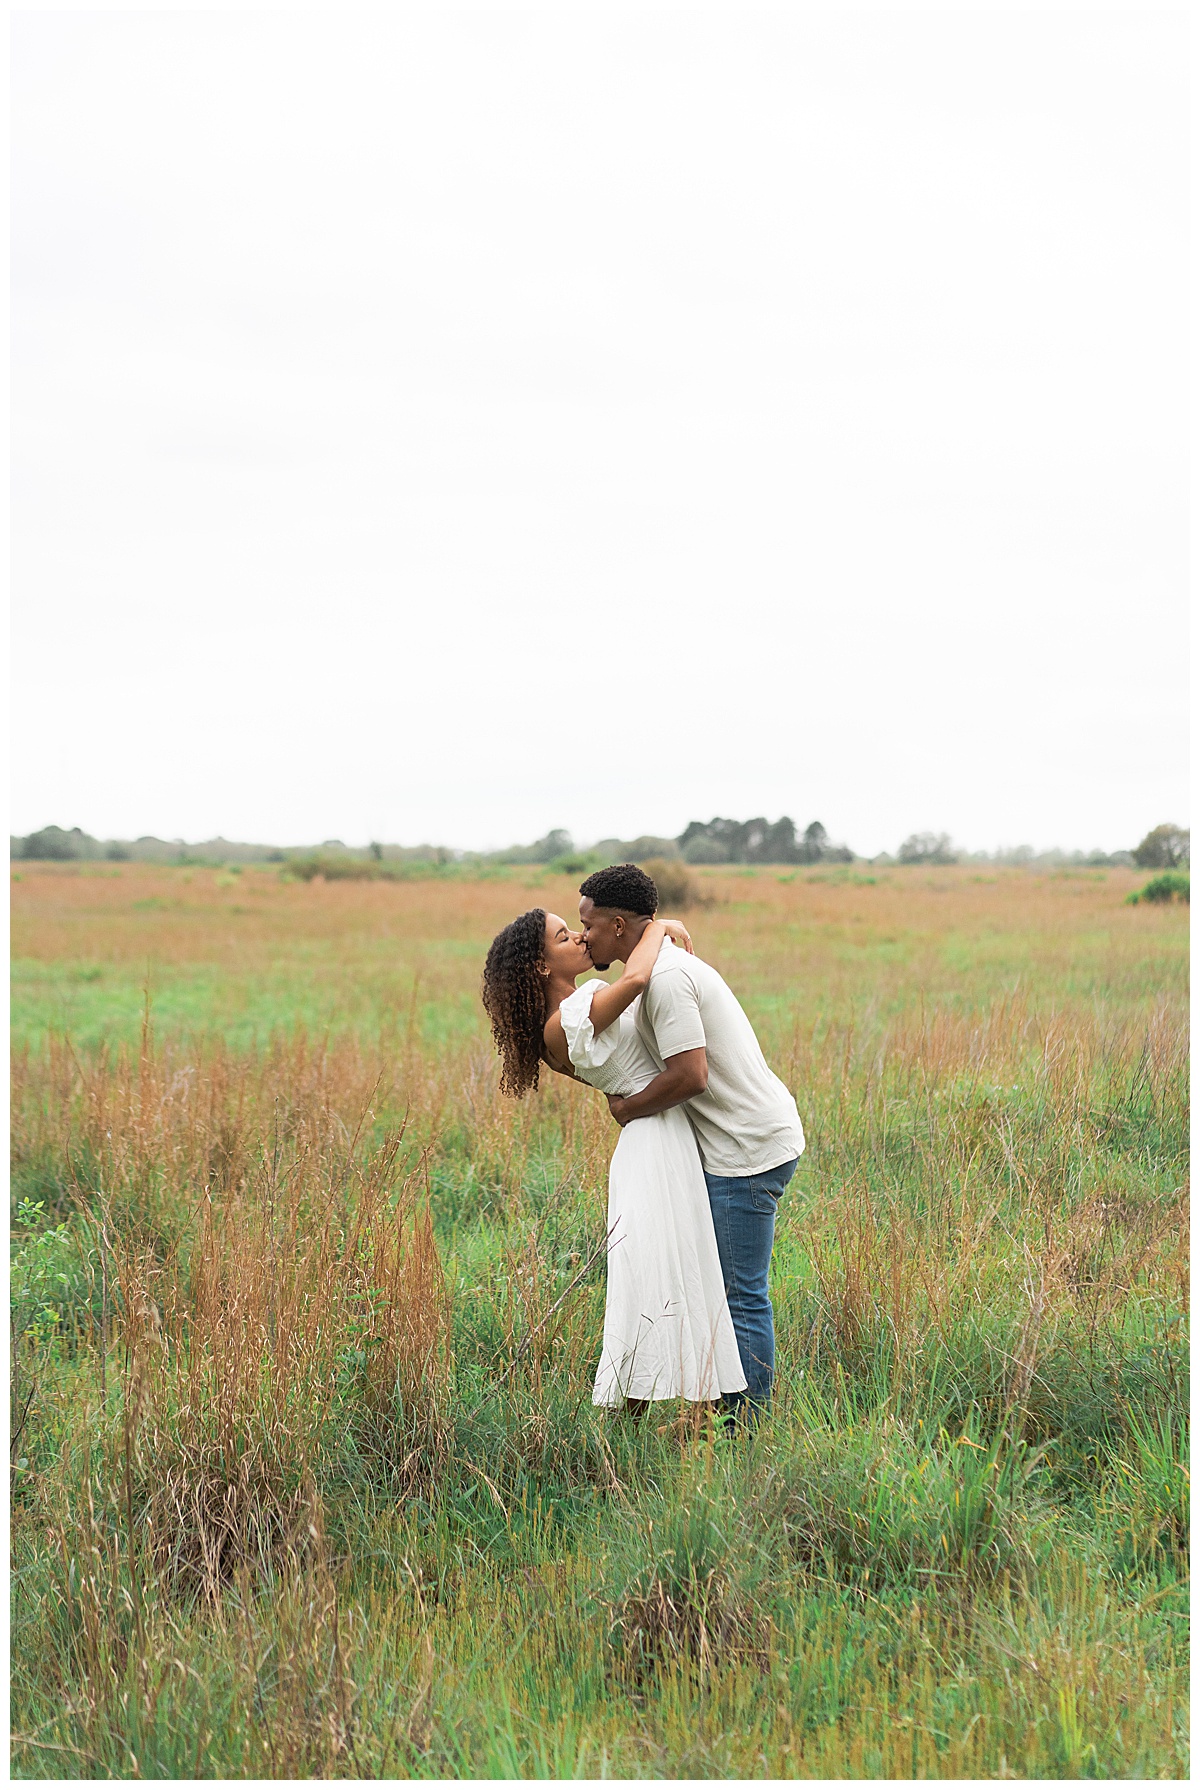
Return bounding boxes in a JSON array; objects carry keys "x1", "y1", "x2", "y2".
[
  {"x1": 610, "y1": 1567, "x2": 772, "y2": 1684},
  {"x1": 9, "y1": 859, "x2": 1189, "y2": 1778},
  {"x1": 9, "y1": 857, "x2": 1176, "y2": 1001}
]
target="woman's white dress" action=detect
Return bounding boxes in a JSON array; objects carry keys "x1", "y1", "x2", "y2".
[{"x1": 559, "y1": 980, "x2": 747, "y2": 1407}]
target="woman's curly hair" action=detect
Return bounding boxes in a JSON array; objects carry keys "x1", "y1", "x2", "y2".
[{"x1": 481, "y1": 908, "x2": 548, "y2": 1098}]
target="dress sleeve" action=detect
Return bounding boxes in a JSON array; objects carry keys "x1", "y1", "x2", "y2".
[{"x1": 558, "y1": 981, "x2": 621, "y2": 1072}]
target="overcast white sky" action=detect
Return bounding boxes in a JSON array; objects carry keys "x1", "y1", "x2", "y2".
[{"x1": 11, "y1": 7, "x2": 1189, "y2": 856}]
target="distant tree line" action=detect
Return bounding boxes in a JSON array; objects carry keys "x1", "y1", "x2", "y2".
[
  {"x1": 880, "y1": 823, "x2": 1188, "y2": 870},
  {"x1": 478, "y1": 818, "x2": 853, "y2": 869},
  {"x1": 676, "y1": 817, "x2": 852, "y2": 865},
  {"x1": 10, "y1": 826, "x2": 287, "y2": 865},
  {"x1": 11, "y1": 818, "x2": 1188, "y2": 871},
  {"x1": 8, "y1": 827, "x2": 447, "y2": 868}
]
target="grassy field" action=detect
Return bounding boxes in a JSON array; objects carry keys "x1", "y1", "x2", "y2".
[{"x1": 10, "y1": 859, "x2": 1189, "y2": 1778}]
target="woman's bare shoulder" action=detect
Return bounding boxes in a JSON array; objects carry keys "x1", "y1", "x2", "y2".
[{"x1": 540, "y1": 1020, "x2": 574, "y2": 1077}]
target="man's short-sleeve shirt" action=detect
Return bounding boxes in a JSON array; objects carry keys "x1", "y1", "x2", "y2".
[{"x1": 634, "y1": 939, "x2": 806, "y2": 1177}]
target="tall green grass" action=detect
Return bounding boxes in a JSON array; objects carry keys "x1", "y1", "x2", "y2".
[{"x1": 10, "y1": 866, "x2": 1189, "y2": 1776}]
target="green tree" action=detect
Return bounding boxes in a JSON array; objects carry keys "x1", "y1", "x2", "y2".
[
  {"x1": 1133, "y1": 824, "x2": 1189, "y2": 869},
  {"x1": 21, "y1": 825, "x2": 95, "y2": 861}
]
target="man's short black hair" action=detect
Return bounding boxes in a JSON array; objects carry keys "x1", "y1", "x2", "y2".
[{"x1": 578, "y1": 862, "x2": 658, "y2": 916}]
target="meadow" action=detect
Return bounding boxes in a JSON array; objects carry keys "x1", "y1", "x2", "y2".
[{"x1": 9, "y1": 858, "x2": 1189, "y2": 1778}]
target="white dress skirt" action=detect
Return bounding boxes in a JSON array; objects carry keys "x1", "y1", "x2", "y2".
[{"x1": 559, "y1": 979, "x2": 747, "y2": 1407}]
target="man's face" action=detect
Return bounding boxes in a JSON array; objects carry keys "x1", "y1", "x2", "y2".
[{"x1": 578, "y1": 895, "x2": 626, "y2": 971}]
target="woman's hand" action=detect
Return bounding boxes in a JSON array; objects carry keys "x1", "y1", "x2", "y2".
[{"x1": 660, "y1": 918, "x2": 694, "y2": 954}]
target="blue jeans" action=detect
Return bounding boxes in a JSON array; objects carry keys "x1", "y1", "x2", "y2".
[{"x1": 703, "y1": 1156, "x2": 798, "y2": 1416}]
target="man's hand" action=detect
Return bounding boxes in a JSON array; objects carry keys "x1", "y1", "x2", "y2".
[{"x1": 603, "y1": 1049, "x2": 708, "y2": 1127}]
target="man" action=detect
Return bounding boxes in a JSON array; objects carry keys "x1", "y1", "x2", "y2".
[{"x1": 577, "y1": 862, "x2": 804, "y2": 1417}]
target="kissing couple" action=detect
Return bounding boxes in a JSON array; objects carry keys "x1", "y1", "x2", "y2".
[{"x1": 482, "y1": 862, "x2": 805, "y2": 1421}]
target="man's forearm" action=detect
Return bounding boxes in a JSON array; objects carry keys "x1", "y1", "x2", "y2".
[{"x1": 608, "y1": 1049, "x2": 707, "y2": 1124}]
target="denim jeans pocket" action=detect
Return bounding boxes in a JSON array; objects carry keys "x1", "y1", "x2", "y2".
[{"x1": 748, "y1": 1182, "x2": 781, "y2": 1217}]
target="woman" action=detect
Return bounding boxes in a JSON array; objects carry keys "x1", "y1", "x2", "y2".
[{"x1": 481, "y1": 904, "x2": 746, "y2": 1410}]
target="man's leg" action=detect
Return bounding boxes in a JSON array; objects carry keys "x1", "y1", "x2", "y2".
[{"x1": 704, "y1": 1157, "x2": 798, "y2": 1418}]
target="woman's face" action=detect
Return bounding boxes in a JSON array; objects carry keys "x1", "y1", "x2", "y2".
[{"x1": 542, "y1": 913, "x2": 591, "y2": 979}]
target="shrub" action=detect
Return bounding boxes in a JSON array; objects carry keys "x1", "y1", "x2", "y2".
[
  {"x1": 898, "y1": 832, "x2": 957, "y2": 865},
  {"x1": 638, "y1": 857, "x2": 700, "y2": 909},
  {"x1": 10, "y1": 1204, "x2": 100, "y2": 1350},
  {"x1": 546, "y1": 851, "x2": 605, "y2": 877},
  {"x1": 282, "y1": 853, "x2": 449, "y2": 883},
  {"x1": 1127, "y1": 871, "x2": 1189, "y2": 906},
  {"x1": 283, "y1": 853, "x2": 377, "y2": 882}
]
